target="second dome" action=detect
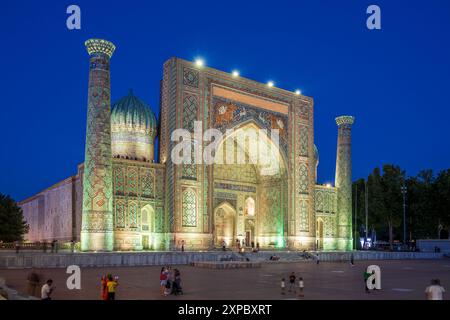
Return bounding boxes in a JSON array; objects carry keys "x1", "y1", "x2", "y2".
[{"x1": 111, "y1": 90, "x2": 157, "y2": 162}]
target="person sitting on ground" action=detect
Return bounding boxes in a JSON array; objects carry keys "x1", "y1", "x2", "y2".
[{"x1": 41, "y1": 279, "x2": 54, "y2": 300}]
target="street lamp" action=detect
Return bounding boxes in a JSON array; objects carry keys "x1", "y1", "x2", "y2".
[{"x1": 401, "y1": 185, "x2": 407, "y2": 246}]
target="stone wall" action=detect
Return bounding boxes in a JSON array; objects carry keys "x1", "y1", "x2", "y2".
[
  {"x1": 0, "y1": 252, "x2": 238, "y2": 269},
  {"x1": 19, "y1": 169, "x2": 82, "y2": 242},
  {"x1": 0, "y1": 251, "x2": 444, "y2": 269}
]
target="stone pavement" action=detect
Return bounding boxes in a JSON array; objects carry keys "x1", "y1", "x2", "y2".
[{"x1": 0, "y1": 259, "x2": 449, "y2": 300}]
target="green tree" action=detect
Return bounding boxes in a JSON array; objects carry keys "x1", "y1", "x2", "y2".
[
  {"x1": 353, "y1": 166, "x2": 450, "y2": 244},
  {"x1": 379, "y1": 165, "x2": 405, "y2": 246},
  {"x1": 433, "y1": 169, "x2": 450, "y2": 238},
  {"x1": 353, "y1": 165, "x2": 405, "y2": 247},
  {"x1": 407, "y1": 170, "x2": 437, "y2": 240},
  {"x1": 0, "y1": 193, "x2": 29, "y2": 242}
]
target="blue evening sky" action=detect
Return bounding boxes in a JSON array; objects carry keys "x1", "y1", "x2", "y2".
[{"x1": 1, "y1": 0, "x2": 449, "y2": 201}]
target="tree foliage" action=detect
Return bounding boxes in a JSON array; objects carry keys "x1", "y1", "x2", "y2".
[
  {"x1": 353, "y1": 165, "x2": 450, "y2": 245},
  {"x1": 0, "y1": 193, "x2": 29, "y2": 242}
]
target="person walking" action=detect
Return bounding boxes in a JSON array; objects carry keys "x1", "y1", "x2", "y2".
[
  {"x1": 27, "y1": 268, "x2": 40, "y2": 297},
  {"x1": 106, "y1": 275, "x2": 118, "y2": 300},
  {"x1": 172, "y1": 268, "x2": 183, "y2": 295},
  {"x1": 425, "y1": 279, "x2": 446, "y2": 300},
  {"x1": 298, "y1": 277, "x2": 304, "y2": 298},
  {"x1": 181, "y1": 240, "x2": 185, "y2": 252},
  {"x1": 316, "y1": 254, "x2": 320, "y2": 265},
  {"x1": 167, "y1": 266, "x2": 174, "y2": 290},
  {"x1": 288, "y1": 272, "x2": 296, "y2": 293},
  {"x1": 15, "y1": 240, "x2": 20, "y2": 254},
  {"x1": 41, "y1": 279, "x2": 54, "y2": 300},
  {"x1": 363, "y1": 270, "x2": 371, "y2": 293},
  {"x1": 50, "y1": 240, "x2": 55, "y2": 253},
  {"x1": 100, "y1": 275, "x2": 108, "y2": 300},
  {"x1": 160, "y1": 267, "x2": 168, "y2": 296},
  {"x1": 280, "y1": 278, "x2": 286, "y2": 295},
  {"x1": 70, "y1": 240, "x2": 75, "y2": 253},
  {"x1": 222, "y1": 240, "x2": 226, "y2": 251},
  {"x1": 350, "y1": 253, "x2": 354, "y2": 266}
]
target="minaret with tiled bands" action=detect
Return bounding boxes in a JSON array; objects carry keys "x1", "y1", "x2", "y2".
[
  {"x1": 81, "y1": 39, "x2": 116, "y2": 251},
  {"x1": 335, "y1": 115, "x2": 355, "y2": 251}
]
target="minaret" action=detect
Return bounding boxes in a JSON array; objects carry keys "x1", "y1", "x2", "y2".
[
  {"x1": 81, "y1": 39, "x2": 116, "y2": 251},
  {"x1": 334, "y1": 115, "x2": 355, "y2": 251}
]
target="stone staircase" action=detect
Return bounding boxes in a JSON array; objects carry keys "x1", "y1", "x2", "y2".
[
  {"x1": 0, "y1": 278, "x2": 38, "y2": 300},
  {"x1": 235, "y1": 251, "x2": 312, "y2": 263}
]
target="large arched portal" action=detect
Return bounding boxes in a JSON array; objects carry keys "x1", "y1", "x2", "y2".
[{"x1": 212, "y1": 122, "x2": 288, "y2": 249}]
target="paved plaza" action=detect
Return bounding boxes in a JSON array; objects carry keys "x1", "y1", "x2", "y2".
[{"x1": 1, "y1": 259, "x2": 449, "y2": 300}]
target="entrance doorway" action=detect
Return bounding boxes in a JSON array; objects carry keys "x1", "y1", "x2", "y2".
[
  {"x1": 245, "y1": 219, "x2": 255, "y2": 247},
  {"x1": 142, "y1": 235, "x2": 149, "y2": 250},
  {"x1": 214, "y1": 202, "x2": 236, "y2": 248},
  {"x1": 317, "y1": 218, "x2": 324, "y2": 250}
]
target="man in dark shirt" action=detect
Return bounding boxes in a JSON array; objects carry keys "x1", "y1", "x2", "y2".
[{"x1": 288, "y1": 272, "x2": 296, "y2": 293}]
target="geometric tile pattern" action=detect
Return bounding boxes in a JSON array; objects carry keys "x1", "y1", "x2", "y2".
[
  {"x1": 183, "y1": 67, "x2": 199, "y2": 87},
  {"x1": 182, "y1": 188, "x2": 197, "y2": 227},
  {"x1": 81, "y1": 40, "x2": 115, "y2": 251}
]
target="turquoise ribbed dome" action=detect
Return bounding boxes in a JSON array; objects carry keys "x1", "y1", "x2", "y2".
[{"x1": 111, "y1": 90, "x2": 157, "y2": 136}]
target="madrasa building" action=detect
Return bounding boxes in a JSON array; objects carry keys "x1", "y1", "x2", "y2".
[{"x1": 20, "y1": 39, "x2": 355, "y2": 252}]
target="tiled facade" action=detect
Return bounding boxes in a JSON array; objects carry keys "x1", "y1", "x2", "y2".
[{"x1": 19, "y1": 39, "x2": 355, "y2": 251}]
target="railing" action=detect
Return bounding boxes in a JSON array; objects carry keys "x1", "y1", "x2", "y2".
[{"x1": 0, "y1": 242, "x2": 79, "y2": 251}]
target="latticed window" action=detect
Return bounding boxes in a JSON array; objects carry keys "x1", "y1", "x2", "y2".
[
  {"x1": 183, "y1": 95, "x2": 198, "y2": 131},
  {"x1": 182, "y1": 189, "x2": 197, "y2": 227},
  {"x1": 299, "y1": 126, "x2": 308, "y2": 156},
  {"x1": 182, "y1": 141, "x2": 197, "y2": 180},
  {"x1": 298, "y1": 164, "x2": 308, "y2": 194}
]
